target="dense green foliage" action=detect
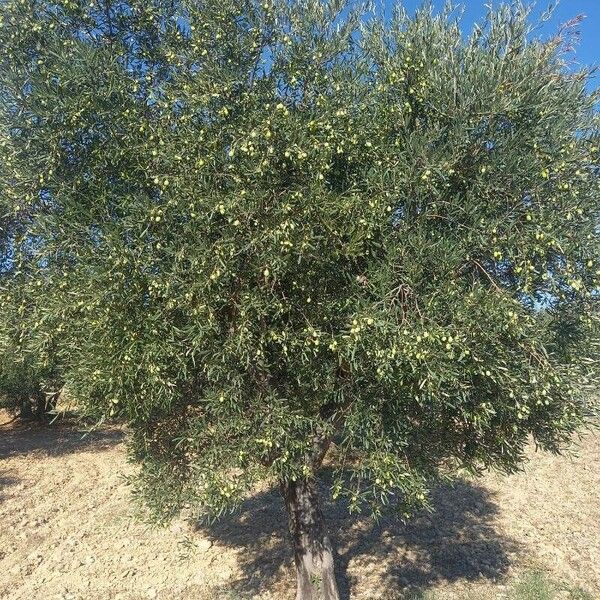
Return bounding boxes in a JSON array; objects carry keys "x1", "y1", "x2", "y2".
[
  {"x1": 0, "y1": 0, "x2": 598, "y2": 525},
  {"x1": 0, "y1": 139, "x2": 60, "y2": 419},
  {"x1": 0, "y1": 271, "x2": 61, "y2": 418}
]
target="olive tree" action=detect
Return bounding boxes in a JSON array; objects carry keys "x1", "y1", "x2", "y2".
[
  {"x1": 0, "y1": 327, "x2": 61, "y2": 421},
  {"x1": 1, "y1": 1, "x2": 598, "y2": 597},
  {"x1": 0, "y1": 145, "x2": 61, "y2": 421}
]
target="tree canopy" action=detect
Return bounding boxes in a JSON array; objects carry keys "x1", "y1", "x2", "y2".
[{"x1": 1, "y1": 1, "x2": 598, "y2": 597}]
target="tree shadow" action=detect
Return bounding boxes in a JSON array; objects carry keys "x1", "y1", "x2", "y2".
[
  {"x1": 0, "y1": 417, "x2": 126, "y2": 459},
  {"x1": 197, "y1": 477, "x2": 520, "y2": 599}
]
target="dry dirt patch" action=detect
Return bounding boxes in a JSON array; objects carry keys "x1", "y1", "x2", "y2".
[{"x1": 0, "y1": 412, "x2": 598, "y2": 600}]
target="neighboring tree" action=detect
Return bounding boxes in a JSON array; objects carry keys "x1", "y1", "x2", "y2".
[
  {"x1": 0, "y1": 352, "x2": 61, "y2": 421},
  {"x1": 0, "y1": 136, "x2": 61, "y2": 421},
  {"x1": 1, "y1": 1, "x2": 598, "y2": 597},
  {"x1": 0, "y1": 268, "x2": 62, "y2": 420}
]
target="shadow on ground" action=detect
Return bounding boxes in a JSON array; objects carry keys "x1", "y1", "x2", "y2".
[
  {"x1": 198, "y1": 478, "x2": 520, "y2": 599},
  {"x1": 0, "y1": 417, "x2": 126, "y2": 459}
]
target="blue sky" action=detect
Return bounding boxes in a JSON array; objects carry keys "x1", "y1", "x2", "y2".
[{"x1": 384, "y1": 1, "x2": 600, "y2": 87}]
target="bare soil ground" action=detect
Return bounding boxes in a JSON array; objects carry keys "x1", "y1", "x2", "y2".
[{"x1": 0, "y1": 411, "x2": 598, "y2": 600}]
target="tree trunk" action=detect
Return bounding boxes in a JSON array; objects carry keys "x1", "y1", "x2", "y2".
[
  {"x1": 20, "y1": 395, "x2": 35, "y2": 420},
  {"x1": 280, "y1": 476, "x2": 340, "y2": 600},
  {"x1": 40, "y1": 390, "x2": 59, "y2": 421},
  {"x1": 20, "y1": 389, "x2": 59, "y2": 421},
  {"x1": 34, "y1": 390, "x2": 47, "y2": 419}
]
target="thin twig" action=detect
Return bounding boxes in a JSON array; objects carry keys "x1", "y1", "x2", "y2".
[{"x1": 472, "y1": 259, "x2": 503, "y2": 293}]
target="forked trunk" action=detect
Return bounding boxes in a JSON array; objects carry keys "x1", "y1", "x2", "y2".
[{"x1": 280, "y1": 476, "x2": 340, "y2": 600}]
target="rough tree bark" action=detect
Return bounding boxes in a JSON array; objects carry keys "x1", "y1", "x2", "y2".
[{"x1": 280, "y1": 476, "x2": 340, "y2": 600}]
